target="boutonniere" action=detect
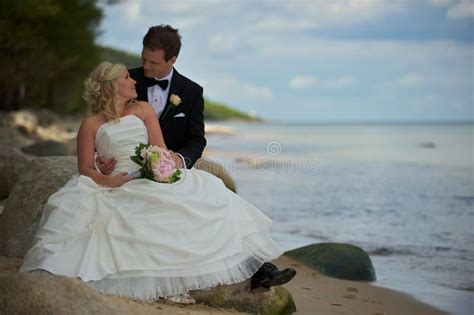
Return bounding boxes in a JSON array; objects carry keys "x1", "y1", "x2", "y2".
[
  {"x1": 161, "y1": 94, "x2": 182, "y2": 119},
  {"x1": 170, "y1": 94, "x2": 182, "y2": 107}
]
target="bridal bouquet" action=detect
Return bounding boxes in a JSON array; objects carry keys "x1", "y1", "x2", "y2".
[{"x1": 130, "y1": 143, "x2": 181, "y2": 183}]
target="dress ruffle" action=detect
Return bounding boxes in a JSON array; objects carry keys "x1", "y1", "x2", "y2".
[{"x1": 87, "y1": 231, "x2": 282, "y2": 300}]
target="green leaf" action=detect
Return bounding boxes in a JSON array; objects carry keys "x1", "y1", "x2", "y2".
[
  {"x1": 130, "y1": 155, "x2": 143, "y2": 166},
  {"x1": 168, "y1": 169, "x2": 182, "y2": 183},
  {"x1": 134, "y1": 143, "x2": 147, "y2": 156}
]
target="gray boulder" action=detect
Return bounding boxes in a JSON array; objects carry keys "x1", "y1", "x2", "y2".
[
  {"x1": 0, "y1": 273, "x2": 294, "y2": 315},
  {"x1": 0, "y1": 144, "x2": 34, "y2": 198},
  {"x1": 195, "y1": 158, "x2": 237, "y2": 193},
  {"x1": 285, "y1": 242, "x2": 376, "y2": 281},
  {"x1": 191, "y1": 280, "x2": 296, "y2": 314},
  {"x1": 0, "y1": 156, "x2": 237, "y2": 257},
  {"x1": 21, "y1": 140, "x2": 70, "y2": 157},
  {"x1": 0, "y1": 273, "x2": 117, "y2": 314},
  {"x1": 0, "y1": 156, "x2": 77, "y2": 257}
]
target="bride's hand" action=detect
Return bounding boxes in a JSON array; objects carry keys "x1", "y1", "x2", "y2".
[{"x1": 106, "y1": 172, "x2": 132, "y2": 188}]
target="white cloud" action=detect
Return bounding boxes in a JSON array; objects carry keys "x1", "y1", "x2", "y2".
[
  {"x1": 447, "y1": 0, "x2": 474, "y2": 19},
  {"x1": 169, "y1": 16, "x2": 207, "y2": 30},
  {"x1": 208, "y1": 35, "x2": 238, "y2": 54},
  {"x1": 123, "y1": 1, "x2": 141, "y2": 23},
  {"x1": 241, "y1": 82, "x2": 273, "y2": 99},
  {"x1": 160, "y1": 0, "x2": 231, "y2": 14},
  {"x1": 290, "y1": 75, "x2": 356, "y2": 89},
  {"x1": 426, "y1": 0, "x2": 454, "y2": 7},
  {"x1": 256, "y1": 35, "x2": 473, "y2": 63},
  {"x1": 254, "y1": 0, "x2": 406, "y2": 32},
  {"x1": 324, "y1": 76, "x2": 356, "y2": 88},
  {"x1": 398, "y1": 74, "x2": 424, "y2": 87},
  {"x1": 290, "y1": 75, "x2": 318, "y2": 89},
  {"x1": 212, "y1": 76, "x2": 273, "y2": 99}
]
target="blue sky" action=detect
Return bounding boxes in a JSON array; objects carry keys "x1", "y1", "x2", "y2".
[{"x1": 98, "y1": 0, "x2": 473, "y2": 122}]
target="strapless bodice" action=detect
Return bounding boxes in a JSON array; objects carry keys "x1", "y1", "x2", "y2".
[{"x1": 95, "y1": 115, "x2": 148, "y2": 175}]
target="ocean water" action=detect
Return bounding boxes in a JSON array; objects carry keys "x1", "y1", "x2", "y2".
[{"x1": 205, "y1": 122, "x2": 474, "y2": 315}]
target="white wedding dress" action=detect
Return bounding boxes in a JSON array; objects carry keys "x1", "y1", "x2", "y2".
[{"x1": 20, "y1": 115, "x2": 283, "y2": 300}]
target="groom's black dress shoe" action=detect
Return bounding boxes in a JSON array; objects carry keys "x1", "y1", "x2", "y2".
[{"x1": 250, "y1": 262, "x2": 296, "y2": 291}]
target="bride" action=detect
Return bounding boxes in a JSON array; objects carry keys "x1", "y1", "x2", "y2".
[{"x1": 19, "y1": 62, "x2": 295, "y2": 304}]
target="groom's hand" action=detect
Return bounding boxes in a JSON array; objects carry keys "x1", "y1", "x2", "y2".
[
  {"x1": 170, "y1": 151, "x2": 184, "y2": 169},
  {"x1": 96, "y1": 156, "x2": 117, "y2": 175}
]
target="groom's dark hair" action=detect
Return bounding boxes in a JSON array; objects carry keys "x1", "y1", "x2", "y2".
[{"x1": 143, "y1": 25, "x2": 182, "y2": 62}]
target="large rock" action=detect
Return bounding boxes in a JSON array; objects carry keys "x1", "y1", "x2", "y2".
[
  {"x1": 7, "y1": 110, "x2": 39, "y2": 135},
  {"x1": 195, "y1": 158, "x2": 237, "y2": 193},
  {"x1": 285, "y1": 243, "x2": 376, "y2": 281},
  {"x1": 0, "y1": 110, "x2": 78, "y2": 150},
  {"x1": 0, "y1": 144, "x2": 34, "y2": 198},
  {"x1": 0, "y1": 155, "x2": 236, "y2": 257},
  {"x1": 0, "y1": 273, "x2": 294, "y2": 315},
  {"x1": 21, "y1": 140, "x2": 70, "y2": 156},
  {"x1": 191, "y1": 280, "x2": 296, "y2": 315},
  {"x1": 6, "y1": 109, "x2": 60, "y2": 133},
  {"x1": 0, "y1": 156, "x2": 77, "y2": 257},
  {"x1": 0, "y1": 273, "x2": 117, "y2": 314}
]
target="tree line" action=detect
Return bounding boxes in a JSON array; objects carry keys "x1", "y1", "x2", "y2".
[{"x1": 0, "y1": 0, "x2": 114, "y2": 113}]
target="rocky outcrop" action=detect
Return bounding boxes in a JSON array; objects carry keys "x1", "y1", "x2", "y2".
[
  {"x1": 285, "y1": 243, "x2": 376, "y2": 281},
  {"x1": 0, "y1": 110, "x2": 78, "y2": 149},
  {"x1": 191, "y1": 281, "x2": 296, "y2": 314},
  {"x1": 195, "y1": 158, "x2": 237, "y2": 193},
  {"x1": 0, "y1": 271, "x2": 294, "y2": 315},
  {"x1": 0, "y1": 144, "x2": 34, "y2": 198},
  {"x1": 0, "y1": 273, "x2": 118, "y2": 314},
  {"x1": 21, "y1": 140, "x2": 71, "y2": 156},
  {"x1": 0, "y1": 156, "x2": 77, "y2": 257},
  {"x1": 0, "y1": 156, "x2": 237, "y2": 257}
]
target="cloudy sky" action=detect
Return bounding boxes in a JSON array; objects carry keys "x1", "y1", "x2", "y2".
[{"x1": 98, "y1": 0, "x2": 473, "y2": 122}]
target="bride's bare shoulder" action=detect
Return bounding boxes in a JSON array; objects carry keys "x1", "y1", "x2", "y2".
[
  {"x1": 79, "y1": 114, "x2": 106, "y2": 133},
  {"x1": 126, "y1": 101, "x2": 152, "y2": 121}
]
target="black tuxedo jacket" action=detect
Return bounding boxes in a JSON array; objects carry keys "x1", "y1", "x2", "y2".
[{"x1": 129, "y1": 67, "x2": 206, "y2": 168}]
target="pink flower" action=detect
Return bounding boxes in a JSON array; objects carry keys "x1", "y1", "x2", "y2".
[{"x1": 131, "y1": 143, "x2": 181, "y2": 183}]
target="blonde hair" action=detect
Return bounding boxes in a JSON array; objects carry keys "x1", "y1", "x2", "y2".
[{"x1": 82, "y1": 62, "x2": 134, "y2": 121}]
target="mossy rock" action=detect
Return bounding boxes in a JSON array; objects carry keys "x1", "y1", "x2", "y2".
[
  {"x1": 191, "y1": 281, "x2": 296, "y2": 314},
  {"x1": 285, "y1": 243, "x2": 376, "y2": 281}
]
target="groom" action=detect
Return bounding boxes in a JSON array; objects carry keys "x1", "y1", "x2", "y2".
[
  {"x1": 98, "y1": 25, "x2": 295, "y2": 291},
  {"x1": 97, "y1": 25, "x2": 206, "y2": 171}
]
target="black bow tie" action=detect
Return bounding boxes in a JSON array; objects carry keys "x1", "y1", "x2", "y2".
[{"x1": 147, "y1": 78, "x2": 169, "y2": 90}]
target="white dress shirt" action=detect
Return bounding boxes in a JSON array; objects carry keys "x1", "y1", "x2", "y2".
[
  {"x1": 146, "y1": 68, "x2": 186, "y2": 168},
  {"x1": 147, "y1": 69, "x2": 173, "y2": 117}
]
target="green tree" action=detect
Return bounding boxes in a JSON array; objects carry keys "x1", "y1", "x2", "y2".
[{"x1": 0, "y1": 0, "x2": 103, "y2": 113}]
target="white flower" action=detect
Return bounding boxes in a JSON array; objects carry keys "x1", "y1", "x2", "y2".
[
  {"x1": 170, "y1": 94, "x2": 182, "y2": 107},
  {"x1": 140, "y1": 148, "x2": 148, "y2": 159}
]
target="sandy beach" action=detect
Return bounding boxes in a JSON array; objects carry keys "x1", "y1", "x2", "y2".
[{"x1": 0, "y1": 255, "x2": 446, "y2": 314}]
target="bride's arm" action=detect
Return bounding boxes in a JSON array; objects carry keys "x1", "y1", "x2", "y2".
[
  {"x1": 77, "y1": 117, "x2": 130, "y2": 187},
  {"x1": 141, "y1": 102, "x2": 167, "y2": 148}
]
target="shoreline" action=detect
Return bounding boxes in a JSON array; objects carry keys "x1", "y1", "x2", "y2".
[
  {"x1": 275, "y1": 237, "x2": 473, "y2": 314},
  {"x1": 371, "y1": 256, "x2": 473, "y2": 315},
  {"x1": 273, "y1": 256, "x2": 447, "y2": 315}
]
